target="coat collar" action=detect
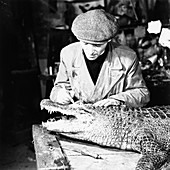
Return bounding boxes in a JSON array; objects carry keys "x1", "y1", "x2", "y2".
[
  {"x1": 92, "y1": 44, "x2": 124, "y2": 101},
  {"x1": 107, "y1": 43, "x2": 123, "y2": 70},
  {"x1": 72, "y1": 43, "x2": 124, "y2": 102},
  {"x1": 73, "y1": 42, "x2": 123, "y2": 69}
]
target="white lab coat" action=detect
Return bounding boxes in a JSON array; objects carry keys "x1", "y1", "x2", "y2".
[{"x1": 50, "y1": 41, "x2": 150, "y2": 107}]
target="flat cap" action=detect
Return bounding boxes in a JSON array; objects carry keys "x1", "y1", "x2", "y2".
[{"x1": 71, "y1": 9, "x2": 119, "y2": 44}]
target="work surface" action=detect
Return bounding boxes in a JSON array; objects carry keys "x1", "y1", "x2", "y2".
[{"x1": 32, "y1": 125, "x2": 170, "y2": 170}]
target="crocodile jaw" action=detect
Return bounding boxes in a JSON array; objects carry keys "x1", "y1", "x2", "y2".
[{"x1": 42, "y1": 114, "x2": 94, "y2": 133}]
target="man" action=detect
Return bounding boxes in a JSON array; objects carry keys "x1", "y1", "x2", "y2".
[{"x1": 50, "y1": 9, "x2": 150, "y2": 107}]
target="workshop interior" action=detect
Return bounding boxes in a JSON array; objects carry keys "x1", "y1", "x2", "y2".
[{"x1": 0, "y1": 0, "x2": 170, "y2": 170}]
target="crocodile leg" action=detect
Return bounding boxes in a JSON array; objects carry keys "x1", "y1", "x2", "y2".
[
  {"x1": 136, "y1": 152, "x2": 168, "y2": 170},
  {"x1": 133, "y1": 131, "x2": 169, "y2": 170}
]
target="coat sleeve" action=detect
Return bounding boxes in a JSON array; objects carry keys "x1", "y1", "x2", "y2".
[
  {"x1": 49, "y1": 48, "x2": 73, "y2": 101},
  {"x1": 109, "y1": 56, "x2": 150, "y2": 107}
]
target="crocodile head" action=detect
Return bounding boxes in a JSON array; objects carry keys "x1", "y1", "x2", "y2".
[
  {"x1": 42, "y1": 101, "x2": 97, "y2": 133},
  {"x1": 41, "y1": 99, "x2": 137, "y2": 148},
  {"x1": 41, "y1": 99, "x2": 111, "y2": 133}
]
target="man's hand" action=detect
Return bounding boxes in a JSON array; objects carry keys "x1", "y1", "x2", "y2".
[
  {"x1": 93, "y1": 98, "x2": 122, "y2": 107},
  {"x1": 50, "y1": 88, "x2": 74, "y2": 105}
]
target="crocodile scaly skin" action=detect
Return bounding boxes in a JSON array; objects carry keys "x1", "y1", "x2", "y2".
[{"x1": 41, "y1": 99, "x2": 170, "y2": 170}]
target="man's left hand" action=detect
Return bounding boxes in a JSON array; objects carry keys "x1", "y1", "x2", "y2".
[{"x1": 93, "y1": 99, "x2": 122, "y2": 107}]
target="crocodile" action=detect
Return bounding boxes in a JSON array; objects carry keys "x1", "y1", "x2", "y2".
[{"x1": 41, "y1": 99, "x2": 170, "y2": 170}]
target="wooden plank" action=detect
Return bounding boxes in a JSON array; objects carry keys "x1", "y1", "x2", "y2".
[
  {"x1": 32, "y1": 125, "x2": 70, "y2": 170},
  {"x1": 59, "y1": 138, "x2": 141, "y2": 170}
]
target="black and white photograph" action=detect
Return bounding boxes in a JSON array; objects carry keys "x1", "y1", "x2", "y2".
[{"x1": 0, "y1": 0, "x2": 170, "y2": 170}]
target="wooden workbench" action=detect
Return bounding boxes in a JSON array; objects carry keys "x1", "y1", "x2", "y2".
[{"x1": 32, "y1": 125, "x2": 170, "y2": 170}]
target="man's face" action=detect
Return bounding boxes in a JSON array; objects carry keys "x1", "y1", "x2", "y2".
[{"x1": 80, "y1": 41, "x2": 109, "y2": 60}]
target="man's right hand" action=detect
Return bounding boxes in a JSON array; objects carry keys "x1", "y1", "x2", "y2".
[{"x1": 50, "y1": 88, "x2": 74, "y2": 105}]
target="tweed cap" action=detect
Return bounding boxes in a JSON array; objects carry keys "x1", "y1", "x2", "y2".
[{"x1": 71, "y1": 9, "x2": 119, "y2": 44}]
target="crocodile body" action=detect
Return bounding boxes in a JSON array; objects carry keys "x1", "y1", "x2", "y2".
[{"x1": 41, "y1": 99, "x2": 170, "y2": 170}]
